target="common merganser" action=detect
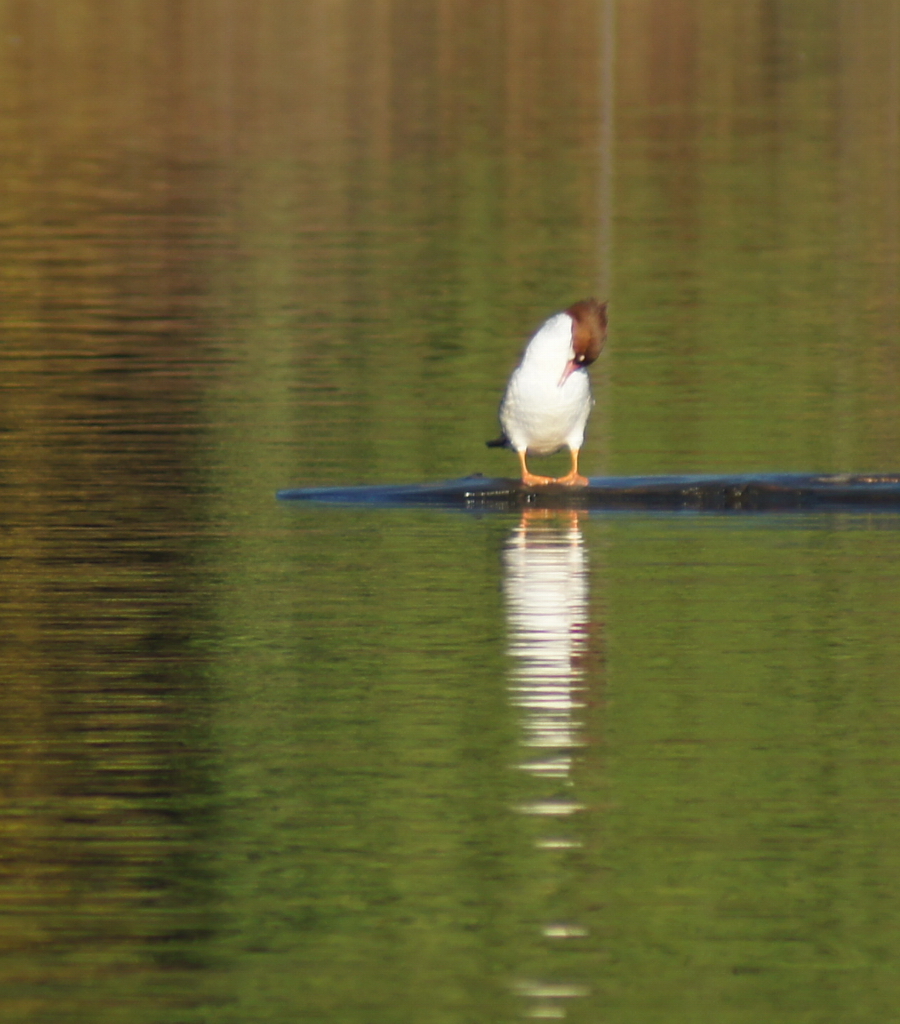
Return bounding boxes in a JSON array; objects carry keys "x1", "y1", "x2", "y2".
[{"x1": 487, "y1": 299, "x2": 607, "y2": 486}]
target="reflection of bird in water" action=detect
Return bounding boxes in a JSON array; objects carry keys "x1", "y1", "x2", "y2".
[
  {"x1": 504, "y1": 508, "x2": 595, "y2": 1022},
  {"x1": 487, "y1": 300, "x2": 607, "y2": 487},
  {"x1": 503, "y1": 509, "x2": 589, "y2": 759}
]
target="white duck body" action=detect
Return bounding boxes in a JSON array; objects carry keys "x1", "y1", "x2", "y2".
[{"x1": 498, "y1": 312, "x2": 593, "y2": 456}]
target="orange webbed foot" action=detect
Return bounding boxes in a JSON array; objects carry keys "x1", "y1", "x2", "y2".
[
  {"x1": 555, "y1": 471, "x2": 589, "y2": 487},
  {"x1": 554, "y1": 448, "x2": 588, "y2": 487},
  {"x1": 521, "y1": 471, "x2": 557, "y2": 487}
]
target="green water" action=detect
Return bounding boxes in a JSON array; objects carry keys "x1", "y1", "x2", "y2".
[
  {"x1": 2, "y1": 2, "x2": 900, "y2": 1022},
  {"x1": 195, "y1": 508, "x2": 900, "y2": 1023}
]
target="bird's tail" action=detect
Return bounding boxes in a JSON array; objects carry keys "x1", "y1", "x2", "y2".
[{"x1": 485, "y1": 435, "x2": 510, "y2": 449}]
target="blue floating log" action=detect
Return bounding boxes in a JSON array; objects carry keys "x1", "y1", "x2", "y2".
[{"x1": 277, "y1": 473, "x2": 900, "y2": 512}]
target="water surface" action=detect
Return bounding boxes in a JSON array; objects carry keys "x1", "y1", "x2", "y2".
[{"x1": 1, "y1": 2, "x2": 900, "y2": 1022}]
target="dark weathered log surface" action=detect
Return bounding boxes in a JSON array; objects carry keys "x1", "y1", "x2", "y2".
[{"x1": 277, "y1": 473, "x2": 900, "y2": 512}]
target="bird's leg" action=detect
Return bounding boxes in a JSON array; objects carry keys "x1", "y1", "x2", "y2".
[
  {"x1": 555, "y1": 448, "x2": 589, "y2": 487},
  {"x1": 518, "y1": 449, "x2": 555, "y2": 487}
]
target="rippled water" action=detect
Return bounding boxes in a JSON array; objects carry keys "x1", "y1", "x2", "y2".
[{"x1": 2, "y1": 2, "x2": 900, "y2": 1022}]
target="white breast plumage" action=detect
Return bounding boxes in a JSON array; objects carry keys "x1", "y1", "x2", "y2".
[{"x1": 488, "y1": 300, "x2": 607, "y2": 487}]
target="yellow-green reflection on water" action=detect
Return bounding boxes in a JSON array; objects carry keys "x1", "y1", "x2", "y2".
[{"x1": 1, "y1": 1, "x2": 900, "y2": 1022}]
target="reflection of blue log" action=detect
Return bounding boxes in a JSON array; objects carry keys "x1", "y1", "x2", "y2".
[{"x1": 277, "y1": 473, "x2": 900, "y2": 512}]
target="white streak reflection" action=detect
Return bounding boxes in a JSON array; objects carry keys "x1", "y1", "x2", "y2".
[
  {"x1": 516, "y1": 800, "x2": 585, "y2": 816},
  {"x1": 535, "y1": 838, "x2": 583, "y2": 850},
  {"x1": 542, "y1": 924, "x2": 589, "y2": 939},
  {"x1": 503, "y1": 509, "x2": 593, "y2": 1018},
  {"x1": 503, "y1": 512, "x2": 589, "y2": 766}
]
